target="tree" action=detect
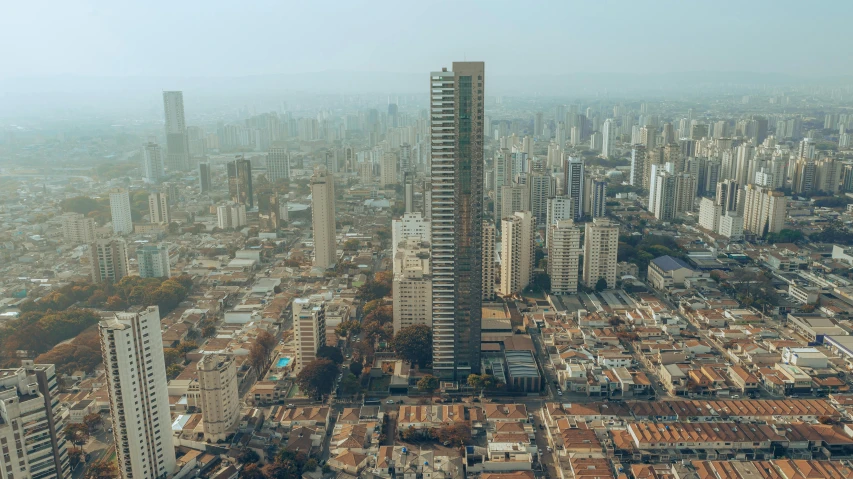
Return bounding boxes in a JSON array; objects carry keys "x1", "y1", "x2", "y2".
[
  {"x1": 65, "y1": 423, "x2": 89, "y2": 446},
  {"x1": 237, "y1": 449, "x2": 260, "y2": 465},
  {"x1": 177, "y1": 341, "x2": 198, "y2": 355},
  {"x1": 431, "y1": 423, "x2": 471, "y2": 447},
  {"x1": 349, "y1": 361, "x2": 363, "y2": 377},
  {"x1": 166, "y1": 364, "x2": 184, "y2": 380},
  {"x1": 595, "y1": 277, "x2": 608, "y2": 292},
  {"x1": 341, "y1": 373, "x2": 361, "y2": 395},
  {"x1": 317, "y1": 346, "x2": 344, "y2": 364},
  {"x1": 202, "y1": 325, "x2": 217, "y2": 338},
  {"x1": 163, "y1": 348, "x2": 182, "y2": 367},
  {"x1": 392, "y1": 325, "x2": 432, "y2": 368},
  {"x1": 335, "y1": 320, "x2": 362, "y2": 339},
  {"x1": 343, "y1": 239, "x2": 360, "y2": 251},
  {"x1": 417, "y1": 375, "x2": 440, "y2": 395},
  {"x1": 256, "y1": 331, "x2": 276, "y2": 360},
  {"x1": 467, "y1": 374, "x2": 499, "y2": 395},
  {"x1": 295, "y1": 359, "x2": 339, "y2": 399},
  {"x1": 68, "y1": 448, "x2": 85, "y2": 468},
  {"x1": 83, "y1": 413, "x2": 102, "y2": 432},
  {"x1": 85, "y1": 459, "x2": 118, "y2": 479},
  {"x1": 352, "y1": 342, "x2": 375, "y2": 364},
  {"x1": 304, "y1": 459, "x2": 318, "y2": 472},
  {"x1": 239, "y1": 464, "x2": 265, "y2": 479},
  {"x1": 248, "y1": 343, "x2": 268, "y2": 377}
]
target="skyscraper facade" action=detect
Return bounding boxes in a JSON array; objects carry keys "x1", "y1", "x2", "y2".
[
  {"x1": 499, "y1": 211, "x2": 535, "y2": 297},
  {"x1": 482, "y1": 222, "x2": 496, "y2": 301},
  {"x1": 148, "y1": 192, "x2": 171, "y2": 224},
  {"x1": 142, "y1": 142, "x2": 165, "y2": 184},
  {"x1": 90, "y1": 238, "x2": 129, "y2": 283},
  {"x1": 590, "y1": 178, "x2": 607, "y2": 218},
  {"x1": 163, "y1": 91, "x2": 190, "y2": 171},
  {"x1": 109, "y1": 189, "x2": 133, "y2": 235},
  {"x1": 564, "y1": 157, "x2": 584, "y2": 219},
  {"x1": 137, "y1": 244, "x2": 171, "y2": 279},
  {"x1": 292, "y1": 298, "x2": 326, "y2": 373},
  {"x1": 742, "y1": 185, "x2": 787, "y2": 236},
  {"x1": 227, "y1": 159, "x2": 254, "y2": 208},
  {"x1": 199, "y1": 163, "x2": 212, "y2": 193},
  {"x1": 429, "y1": 62, "x2": 485, "y2": 379},
  {"x1": 582, "y1": 218, "x2": 619, "y2": 290},
  {"x1": 310, "y1": 169, "x2": 337, "y2": 268},
  {"x1": 547, "y1": 219, "x2": 581, "y2": 294},
  {"x1": 197, "y1": 355, "x2": 240, "y2": 442},
  {"x1": 267, "y1": 147, "x2": 291, "y2": 182}
]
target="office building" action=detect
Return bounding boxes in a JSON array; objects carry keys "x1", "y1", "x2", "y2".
[
  {"x1": 90, "y1": 238, "x2": 129, "y2": 283},
  {"x1": 0, "y1": 362, "x2": 70, "y2": 479},
  {"x1": 257, "y1": 192, "x2": 280, "y2": 232},
  {"x1": 429, "y1": 62, "x2": 485, "y2": 379},
  {"x1": 137, "y1": 244, "x2": 170, "y2": 279},
  {"x1": 582, "y1": 218, "x2": 619, "y2": 290},
  {"x1": 163, "y1": 91, "x2": 190, "y2": 171},
  {"x1": 564, "y1": 157, "x2": 584, "y2": 219},
  {"x1": 142, "y1": 142, "x2": 165, "y2": 184},
  {"x1": 742, "y1": 185, "x2": 787, "y2": 236},
  {"x1": 380, "y1": 151, "x2": 398, "y2": 187},
  {"x1": 197, "y1": 355, "x2": 239, "y2": 442},
  {"x1": 109, "y1": 189, "x2": 133, "y2": 235},
  {"x1": 267, "y1": 147, "x2": 290, "y2": 182},
  {"x1": 392, "y1": 240, "x2": 433, "y2": 334},
  {"x1": 499, "y1": 211, "x2": 535, "y2": 297},
  {"x1": 148, "y1": 192, "x2": 171, "y2": 224},
  {"x1": 482, "y1": 222, "x2": 496, "y2": 301},
  {"x1": 199, "y1": 163, "x2": 212, "y2": 193},
  {"x1": 589, "y1": 178, "x2": 607, "y2": 218},
  {"x1": 99, "y1": 306, "x2": 176, "y2": 479},
  {"x1": 310, "y1": 169, "x2": 337, "y2": 268},
  {"x1": 61, "y1": 212, "x2": 96, "y2": 244},
  {"x1": 216, "y1": 203, "x2": 247, "y2": 230},
  {"x1": 292, "y1": 298, "x2": 326, "y2": 373},
  {"x1": 547, "y1": 220, "x2": 581, "y2": 294},
  {"x1": 227, "y1": 159, "x2": 253, "y2": 208}
]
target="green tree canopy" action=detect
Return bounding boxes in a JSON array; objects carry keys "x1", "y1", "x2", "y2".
[
  {"x1": 392, "y1": 324, "x2": 433, "y2": 368},
  {"x1": 295, "y1": 359, "x2": 339, "y2": 399}
]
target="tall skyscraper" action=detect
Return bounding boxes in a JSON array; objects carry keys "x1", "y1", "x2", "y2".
[
  {"x1": 742, "y1": 185, "x2": 787, "y2": 236},
  {"x1": 630, "y1": 145, "x2": 646, "y2": 187},
  {"x1": 137, "y1": 244, "x2": 170, "y2": 278},
  {"x1": 589, "y1": 178, "x2": 607, "y2": 218},
  {"x1": 142, "y1": 142, "x2": 165, "y2": 184},
  {"x1": 547, "y1": 219, "x2": 581, "y2": 294},
  {"x1": 564, "y1": 157, "x2": 584, "y2": 219},
  {"x1": 380, "y1": 151, "x2": 398, "y2": 187},
  {"x1": 674, "y1": 173, "x2": 697, "y2": 214},
  {"x1": 109, "y1": 189, "x2": 133, "y2": 235},
  {"x1": 199, "y1": 162, "x2": 212, "y2": 193},
  {"x1": 651, "y1": 172, "x2": 677, "y2": 221},
  {"x1": 640, "y1": 125, "x2": 657, "y2": 150},
  {"x1": 482, "y1": 222, "x2": 496, "y2": 301},
  {"x1": 292, "y1": 298, "x2": 326, "y2": 373},
  {"x1": 429, "y1": 62, "x2": 485, "y2": 379},
  {"x1": 197, "y1": 355, "x2": 240, "y2": 442},
  {"x1": 257, "y1": 192, "x2": 280, "y2": 232},
  {"x1": 267, "y1": 147, "x2": 291, "y2": 182},
  {"x1": 227, "y1": 159, "x2": 254, "y2": 208},
  {"x1": 310, "y1": 169, "x2": 337, "y2": 268},
  {"x1": 582, "y1": 218, "x2": 619, "y2": 290},
  {"x1": 163, "y1": 91, "x2": 190, "y2": 171},
  {"x1": 528, "y1": 172, "x2": 554, "y2": 225},
  {"x1": 716, "y1": 179, "x2": 740, "y2": 213},
  {"x1": 148, "y1": 192, "x2": 171, "y2": 224},
  {"x1": 601, "y1": 119, "x2": 614, "y2": 158},
  {"x1": 100, "y1": 306, "x2": 177, "y2": 479},
  {"x1": 0, "y1": 362, "x2": 70, "y2": 479},
  {"x1": 90, "y1": 238, "x2": 129, "y2": 283},
  {"x1": 499, "y1": 211, "x2": 534, "y2": 297}
]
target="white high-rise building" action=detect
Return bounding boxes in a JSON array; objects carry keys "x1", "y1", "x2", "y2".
[
  {"x1": 61, "y1": 212, "x2": 96, "y2": 244},
  {"x1": 392, "y1": 240, "x2": 433, "y2": 333},
  {"x1": 547, "y1": 219, "x2": 581, "y2": 294},
  {"x1": 310, "y1": 169, "x2": 337, "y2": 268},
  {"x1": 493, "y1": 148, "x2": 512, "y2": 222},
  {"x1": 674, "y1": 173, "x2": 697, "y2": 214},
  {"x1": 109, "y1": 189, "x2": 133, "y2": 235},
  {"x1": 742, "y1": 185, "x2": 787, "y2": 236},
  {"x1": 267, "y1": 147, "x2": 291, "y2": 182},
  {"x1": 500, "y1": 183, "x2": 530, "y2": 219},
  {"x1": 292, "y1": 298, "x2": 326, "y2": 373},
  {"x1": 482, "y1": 222, "x2": 496, "y2": 300},
  {"x1": 0, "y1": 362, "x2": 70, "y2": 479},
  {"x1": 100, "y1": 306, "x2": 176, "y2": 479},
  {"x1": 137, "y1": 244, "x2": 170, "y2": 278},
  {"x1": 142, "y1": 142, "x2": 165, "y2": 184},
  {"x1": 148, "y1": 192, "x2": 171, "y2": 224},
  {"x1": 582, "y1": 218, "x2": 619, "y2": 290},
  {"x1": 651, "y1": 172, "x2": 677, "y2": 221},
  {"x1": 499, "y1": 211, "x2": 535, "y2": 296},
  {"x1": 380, "y1": 151, "x2": 398, "y2": 187},
  {"x1": 719, "y1": 213, "x2": 744, "y2": 241},
  {"x1": 546, "y1": 196, "x2": 574, "y2": 248},
  {"x1": 601, "y1": 119, "x2": 614, "y2": 158},
  {"x1": 698, "y1": 197, "x2": 722, "y2": 232},
  {"x1": 90, "y1": 238, "x2": 129, "y2": 283},
  {"x1": 564, "y1": 157, "x2": 584, "y2": 219},
  {"x1": 216, "y1": 204, "x2": 247, "y2": 229},
  {"x1": 163, "y1": 91, "x2": 190, "y2": 171},
  {"x1": 197, "y1": 354, "x2": 239, "y2": 441}
]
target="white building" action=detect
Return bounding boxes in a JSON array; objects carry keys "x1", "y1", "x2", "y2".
[
  {"x1": 137, "y1": 244, "x2": 170, "y2": 278},
  {"x1": 217, "y1": 204, "x2": 247, "y2": 229},
  {"x1": 500, "y1": 211, "x2": 535, "y2": 296},
  {"x1": 109, "y1": 189, "x2": 133, "y2": 235},
  {"x1": 142, "y1": 142, "x2": 165, "y2": 183},
  {"x1": 61, "y1": 212, "x2": 96, "y2": 244},
  {"x1": 311, "y1": 169, "x2": 337, "y2": 268},
  {"x1": 719, "y1": 213, "x2": 744, "y2": 241},
  {"x1": 546, "y1": 196, "x2": 574, "y2": 242},
  {"x1": 293, "y1": 298, "x2": 326, "y2": 373},
  {"x1": 392, "y1": 240, "x2": 433, "y2": 334},
  {"x1": 548, "y1": 220, "x2": 581, "y2": 294},
  {"x1": 583, "y1": 218, "x2": 619, "y2": 289},
  {"x1": 698, "y1": 197, "x2": 721, "y2": 232},
  {"x1": 391, "y1": 212, "x2": 430, "y2": 254},
  {"x1": 90, "y1": 238, "x2": 129, "y2": 283},
  {"x1": 482, "y1": 222, "x2": 496, "y2": 301},
  {"x1": 197, "y1": 354, "x2": 240, "y2": 441},
  {"x1": 742, "y1": 185, "x2": 787, "y2": 235},
  {"x1": 100, "y1": 306, "x2": 176, "y2": 479},
  {"x1": 601, "y1": 119, "x2": 614, "y2": 158},
  {"x1": 148, "y1": 192, "x2": 171, "y2": 224},
  {"x1": 380, "y1": 151, "x2": 398, "y2": 187}
]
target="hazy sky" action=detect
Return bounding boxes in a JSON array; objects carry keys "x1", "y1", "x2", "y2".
[{"x1": 2, "y1": 0, "x2": 852, "y2": 78}]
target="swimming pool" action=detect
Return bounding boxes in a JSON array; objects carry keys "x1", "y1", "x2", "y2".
[{"x1": 276, "y1": 357, "x2": 292, "y2": 368}]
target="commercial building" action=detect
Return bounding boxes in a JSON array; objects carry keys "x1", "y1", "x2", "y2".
[
  {"x1": 137, "y1": 244, "x2": 170, "y2": 278},
  {"x1": 500, "y1": 211, "x2": 535, "y2": 296},
  {"x1": 60, "y1": 212, "x2": 96, "y2": 244},
  {"x1": 99, "y1": 306, "x2": 176, "y2": 479},
  {"x1": 310, "y1": 168, "x2": 337, "y2": 268},
  {"x1": 148, "y1": 192, "x2": 171, "y2": 224},
  {"x1": 197, "y1": 355, "x2": 240, "y2": 441},
  {"x1": 582, "y1": 218, "x2": 618, "y2": 290},
  {"x1": 199, "y1": 163, "x2": 212, "y2": 193},
  {"x1": 0, "y1": 362, "x2": 70, "y2": 479},
  {"x1": 293, "y1": 298, "x2": 326, "y2": 373},
  {"x1": 429, "y1": 61, "x2": 485, "y2": 379},
  {"x1": 109, "y1": 189, "x2": 133, "y2": 235},
  {"x1": 90, "y1": 238, "x2": 129, "y2": 283},
  {"x1": 163, "y1": 91, "x2": 190, "y2": 171},
  {"x1": 227, "y1": 159, "x2": 253, "y2": 208},
  {"x1": 647, "y1": 255, "x2": 694, "y2": 290},
  {"x1": 547, "y1": 220, "x2": 581, "y2": 294}
]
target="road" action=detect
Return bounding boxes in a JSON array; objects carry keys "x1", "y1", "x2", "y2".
[{"x1": 73, "y1": 416, "x2": 113, "y2": 479}]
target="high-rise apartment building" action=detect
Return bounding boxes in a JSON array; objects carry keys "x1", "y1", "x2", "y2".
[
  {"x1": 564, "y1": 157, "x2": 584, "y2": 219},
  {"x1": 589, "y1": 178, "x2": 607, "y2": 218},
  {"x1": 380, "y1": 151, "x2": 398, "y2": 187},
  {"x1": 429, "y1": 62, "x2": 485, "y2": 379},
  {"x1": 640, "y1": 126, "x2": 657, "y2": 150},
  {"x1": 310, "y1": 169, "x2": 337, "y2": 268},
  {"x1": 197, "y1": 355, "x2": 239, "y2": 441},
  {"x1": 142, "y1": 142, "x2": 165, "y2": 184},
  {"x1": 651, "y1": 172, "x2": 677, "y2": 221},
  {"x1": 61, "y1": 212, "x2": 96, "y2": 244},
  {"x1": 742, "y1": 185, "x2": 787, "y2": 236},
  {"x1": 482, "y1": 222, "x2": 496, "y2": 301},
  {"x1": 148, "y1": 192, "x2": 171, "y2": 224},
  {"x1": 391, "y1": 212, "x2": 430, "y2": 254},
  {"x1": 216, "y1": 204, "x2": 247, "y2": 229},
  {"x1": 90, "y1": 238, "x2": 129, "y2": 283},
  {"x1": 199, "y1": 163, "x2": 212, "y2": 193},
  {"x1": 815, "y1": 158, "x2": 842, "y2": 194},
  {"x1": 493, "y1": 148, "x2": 512, "y2": 223},
  {"x1": 716, "y1": 179, "x2": 740, "y2": 213},
  {"x1": 163, "y1": 91, "x2": 190, "y2": 171},
  {"x1": 500, "y1": 183, "x2": 530, "y2": 220},
  {"x1": 292, "y1": 298, "x2": 326, "y2": 373},
  {"x1": 582, "y1": 218, "x2": 619, "y2": 290},
  {"x1": 698, "y1": 197, "x2": 722, "y2": 232},
  {"x1": 392, "y1": 240, "x2": 433, "y2": 334},
  {"x1": 267, "y1": 147, "x2": 291, "y2": 182},
  {"x1": 674, "y1": 173, "x2": 697, "y2": 214},
  {"x1": 528, "y1": 172, "x2": 553, "y2": 225},
  {"x1": 99, "y1": 306, "x2": 176, "y2": 479},
  {"x1": 137, "y1": 244, "x2": 170, "y2": 278},
  {"x1": 630, "y1": 145, "x2": 645, "y2": 186},
  {"x1": 0, "y1": 362, "x2": 70, "y2": 479},
  {"x1": 109, "y1": 189, "x2": 133, "y2": 235},
  {"x1": 792, "y1": 159, "x2": 816, "y2": 194},
  {"x1": 499, "y1": 211, "x2": 534, "y2": 297},
  {"x1": 601, "y1": 119, "x2": 614, "y2": 158},
  {"x1": 547, "y1": 219, "x2": 581, "y2": 294},
  {"x1": 227, "y1": 159, "x2": 253, "y2": 208}
]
